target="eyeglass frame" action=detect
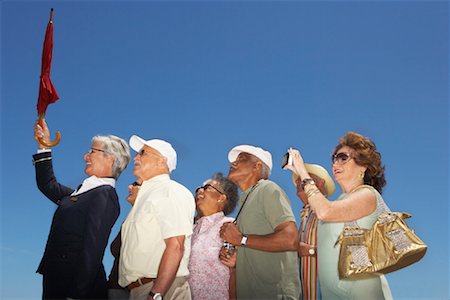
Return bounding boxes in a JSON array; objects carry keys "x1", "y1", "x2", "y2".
[
  {"x1": 195, "y1": 183, "x2": 225, "y2": 195},
  {"x1": 137, "y1": 148, "x2": 163, "y2": 158},
  {"x1": 331, "y1": 152, "x2": 354, "y2": 165},
  {"x1": 87, "y1": 147, "x2": 108, "y2": 155}
]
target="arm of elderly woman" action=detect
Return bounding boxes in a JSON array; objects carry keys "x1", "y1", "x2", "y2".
[
  {"x1": 287, "y1": 148, "x2": 377, "y2": 222},
  {"x1": 307, "y1": 187, "x2": 376, "y2": 222}
]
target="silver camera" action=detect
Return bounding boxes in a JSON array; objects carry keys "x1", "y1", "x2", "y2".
[{"x1": 223, "y1": 241, "x2": 235, "y2": 255}]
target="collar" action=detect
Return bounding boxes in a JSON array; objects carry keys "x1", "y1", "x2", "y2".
[
  {"x1": 142, "y1": 174, "x2": 170, "y2": 186},
  {"x1": 243, "y1": 178, "x2": 266, "y2": 193},
  {"x1": 197, "y1": 211, "x2": 225, "y2": 224},
  {"x1": 71, "y1": 175, "x2": 116, "y2": 196}
]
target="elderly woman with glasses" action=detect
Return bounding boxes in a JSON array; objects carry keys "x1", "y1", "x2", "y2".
[
  {"x1": 33, "y1": 119, "x2": 131, "y2": 300},
  {"x1": 188, "y1": 173, "x2": 239, "y2": 300},
  {"x1": 286, "y1": 132, "x2": 393, "y2": 300}
]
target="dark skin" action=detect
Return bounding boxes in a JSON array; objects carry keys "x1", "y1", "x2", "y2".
[{"x1": 219, "y1": 152, "x2": 298, "y2": 252}]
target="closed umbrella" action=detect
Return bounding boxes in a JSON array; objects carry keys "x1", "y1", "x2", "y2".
[{"x1": 36, "y1": 8, "x2": 61, "y2": 147}]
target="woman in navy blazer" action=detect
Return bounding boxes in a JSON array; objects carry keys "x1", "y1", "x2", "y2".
[{"x1": 33, "y1": 119, "x2": 131, "y2": 299}]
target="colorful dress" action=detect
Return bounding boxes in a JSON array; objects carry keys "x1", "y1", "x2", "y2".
[{"x1": 299, "y1": 204, "x2": 321, "y2": 300}]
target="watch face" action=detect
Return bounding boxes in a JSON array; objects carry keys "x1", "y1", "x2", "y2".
[
  {"x1": 309, "y1": 248, "x2": 315, "y2": 255},
  {"x1": 153, "y1": 293, "x2": 162, "y2": 300}
]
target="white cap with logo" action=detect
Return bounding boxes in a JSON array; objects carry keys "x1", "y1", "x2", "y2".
[
  {"x1": 129, "y1": 135, "x2": 177, "y2": 172},
  {"x1": 228, "y1": 145, "x2": 273, "y2": 172}
]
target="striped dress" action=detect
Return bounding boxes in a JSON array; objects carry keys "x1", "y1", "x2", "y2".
[{"x1": 299, "y1": 205, "x2": 321, "y2": 300}]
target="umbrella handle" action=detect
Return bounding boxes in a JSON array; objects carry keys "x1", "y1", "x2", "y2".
[{"x1": 38, "y1": 114, "x2": 61, "y2": 148}]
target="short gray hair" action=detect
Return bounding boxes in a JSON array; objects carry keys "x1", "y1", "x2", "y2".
[
  {"x1": 92, "y1": 135, "x2": 131, "y2": 179},
  {"x1": 248, "y1": 155, "x2": 271, "y2": 179},
  {"x1": 260, "y1": 161, "x2": 271, "y2": 179}
]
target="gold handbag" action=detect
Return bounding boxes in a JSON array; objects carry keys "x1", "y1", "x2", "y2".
[{"x1": 336, "y1": 211, "x2": 427, "y2": 280}]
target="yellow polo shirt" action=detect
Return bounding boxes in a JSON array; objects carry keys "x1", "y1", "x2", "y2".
[{"x1": 118, "y1": 174, "x2": 195, "y2": 287}]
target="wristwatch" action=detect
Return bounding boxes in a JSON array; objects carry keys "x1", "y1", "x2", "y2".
[
  {"x1": 149, "y1": 291, "x2": 163, "y2": 300},
  {"x1": 240, "y1": 234, "x2": 248, "y2": 247},
  {"x1": 308, "y1": 247, "x2": 316, "y2": 256},
  {"x1": 301, "y1": 178, "x2": 316, "y2": 190}
]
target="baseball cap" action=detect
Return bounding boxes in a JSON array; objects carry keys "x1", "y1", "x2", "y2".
[
  {"x1": 228, "y1": 145, "x2": 273, "y2": 172},
  {"x1": 129, "y1": 135, "x2": 177, "y2": 172}
]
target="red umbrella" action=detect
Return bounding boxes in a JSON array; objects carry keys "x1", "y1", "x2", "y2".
[{"x1": 36, "y1": 8, "x2": 61, "y2": 147}]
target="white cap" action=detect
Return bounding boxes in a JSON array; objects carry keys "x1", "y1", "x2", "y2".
[
  {"x1": 129, "y1": 135, "x2": 177, "y2": 172},
  {"x1": 228, "y1": 145, "x2": 273, "y2": 172}
]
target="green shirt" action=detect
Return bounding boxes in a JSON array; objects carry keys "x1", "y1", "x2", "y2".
[{"x1": 236, "y1": 180, "x2": 300, "y2": 299}]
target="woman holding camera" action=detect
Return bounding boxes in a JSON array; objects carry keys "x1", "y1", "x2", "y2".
[
  {"x1": 188, "y1": 173, "x2": 239, "y2": 300},
  {"x1": 287, "y1": 132, "x2": 392, "y2": 300}
]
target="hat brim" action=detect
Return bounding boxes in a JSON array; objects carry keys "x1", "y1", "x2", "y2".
[
  {"x1": 129, "y1": 135, "x2": 146, "y2": 152},
  {"x1": 228, "y1": 145, "x2": 272, "y2": 171},
  {"x1": 292, "y1": 164, "x2": 335, "y2": 197}
]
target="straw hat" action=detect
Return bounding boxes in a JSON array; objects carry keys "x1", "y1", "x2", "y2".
[{"x1": 292, "y1": 163, "x2": 335, "y2": 197}]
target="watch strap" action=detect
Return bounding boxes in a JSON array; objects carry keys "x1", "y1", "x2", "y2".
[{"x1": 240, "y1": 234, "x2": 248, "y2": 246}]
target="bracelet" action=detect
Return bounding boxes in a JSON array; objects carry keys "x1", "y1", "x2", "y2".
[
  {"x1": 306, "y1": 187, "x2": 320, "y2": 198},
  {"x1": 301, "y1": 178, "x2": 315, "y2": 190}
]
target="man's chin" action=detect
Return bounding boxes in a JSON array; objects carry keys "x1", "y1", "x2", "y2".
[{"x1": 227, "y1": 173, "x2": 239, "y2": 184}]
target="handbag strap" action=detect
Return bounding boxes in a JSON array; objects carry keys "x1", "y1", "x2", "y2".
[{"x1": 344, "y1": 185, "x2": 390, "y2": 227}]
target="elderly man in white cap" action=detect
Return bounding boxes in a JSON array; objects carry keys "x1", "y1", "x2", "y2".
[
  {"x1": 119, "y1": 135, "x2": 195, "y2": 300},
  {"x1": 291, "y1": 163, "x2": 335, "y2": 300},
  {"x1": 219, "y1": 145, "x2": 300, "y2": 299}
]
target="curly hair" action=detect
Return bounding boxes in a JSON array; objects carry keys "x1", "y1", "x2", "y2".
[
  {"x1": 333, "y1": 132, "x2": 386, "y2": 194},
  {"x1": 211, "y1": 172, "x2": 239, "y2": 215}
]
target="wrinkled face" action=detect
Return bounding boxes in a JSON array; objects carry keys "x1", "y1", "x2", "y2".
[
  {"x1": 332, "y1": 146, "x2": 364, "y2": 184},
  {"x1": 83, "y1": 141, "x2": 114, "y2": 178},
  {"x1": 195, "y1": 180, "x2": 226, "y2": 217},
  {"x1": 228, "y1": 153, "x2": 258, "y2": 184},
  {"x1": 133, "y1": 145, "x2": 166, "y2": 181}
]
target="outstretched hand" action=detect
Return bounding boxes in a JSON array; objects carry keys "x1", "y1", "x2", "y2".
[
  {"x1": 284, "y1": 148, "x2": 307, "y2": 178},
  {"x1": 34, "y1": 118, "x2": 51, "y2": 148}
]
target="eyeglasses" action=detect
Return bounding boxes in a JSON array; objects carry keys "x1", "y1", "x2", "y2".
[
  {"x1": 137, "y1": 149, "x2": 161, "y2": 158},
  {"x1": 88, "y1": 147, "x2": 106, "y2": 154},
  {"x1": 232, "y1": 154, "x2": 256, "y2": 165},
  {"x1": 138, "y1": 149, "x2": 147, "y2": 156},
  {"x1": 195, "y1": 184, "x2": 225, "y2": 195},
  {"x1": 332, "y1": 152, "x2": 354, "y2": 165}
]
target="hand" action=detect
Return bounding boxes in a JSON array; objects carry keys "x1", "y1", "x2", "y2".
[
  {"x1": 34, "y1": 118, "x2": 51, "y2": 148},
  {"x1": 219, "y1": 246, "x2": 237, "y2": 268},
  {"x1": 219, "y1": 222, "x2": 242, "y2": 246},
  {"x1": 297, "y1": 241, "x2": 315, "y2": 257},
  {"x1": 284, "y1": 148, "x2": 308, "y2": 179},
  {"x1": 126, "y1": 183, "x2": 140, "y2": 206}
]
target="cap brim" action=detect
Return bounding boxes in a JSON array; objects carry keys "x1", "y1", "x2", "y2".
[{"x1": 129, "y1": 135, "x2": 146, "y2": 152}]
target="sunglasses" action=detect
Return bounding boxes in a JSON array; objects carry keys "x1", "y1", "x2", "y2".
[
  {"x1": 195, "y1": 184, "x2": 225, "y2": 195},
  {"x1": 332, "y1": 152, "x2": 354, "y2": 165},
  {"x1": 87, "y1": 147, "x2": 106, "y2": 154},
  {"x1": 131, "y1": 181, "x2": 142, "y2": 187},
  {"x1": 138, "y1": 149, "x2": 162, "y2": 158}
]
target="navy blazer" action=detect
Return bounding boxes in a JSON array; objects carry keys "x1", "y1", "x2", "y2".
[{"x1": 33, "y1": 152, "x2": 120, "y2": 299}]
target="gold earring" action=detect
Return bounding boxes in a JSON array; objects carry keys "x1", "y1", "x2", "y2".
[{"x1": 359, "y1": 170, "x2": 365, "y2": 179}]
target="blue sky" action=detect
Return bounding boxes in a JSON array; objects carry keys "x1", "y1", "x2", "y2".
[{"x1": 1, "y1": 1, "x2": 448, "y2": 299}]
